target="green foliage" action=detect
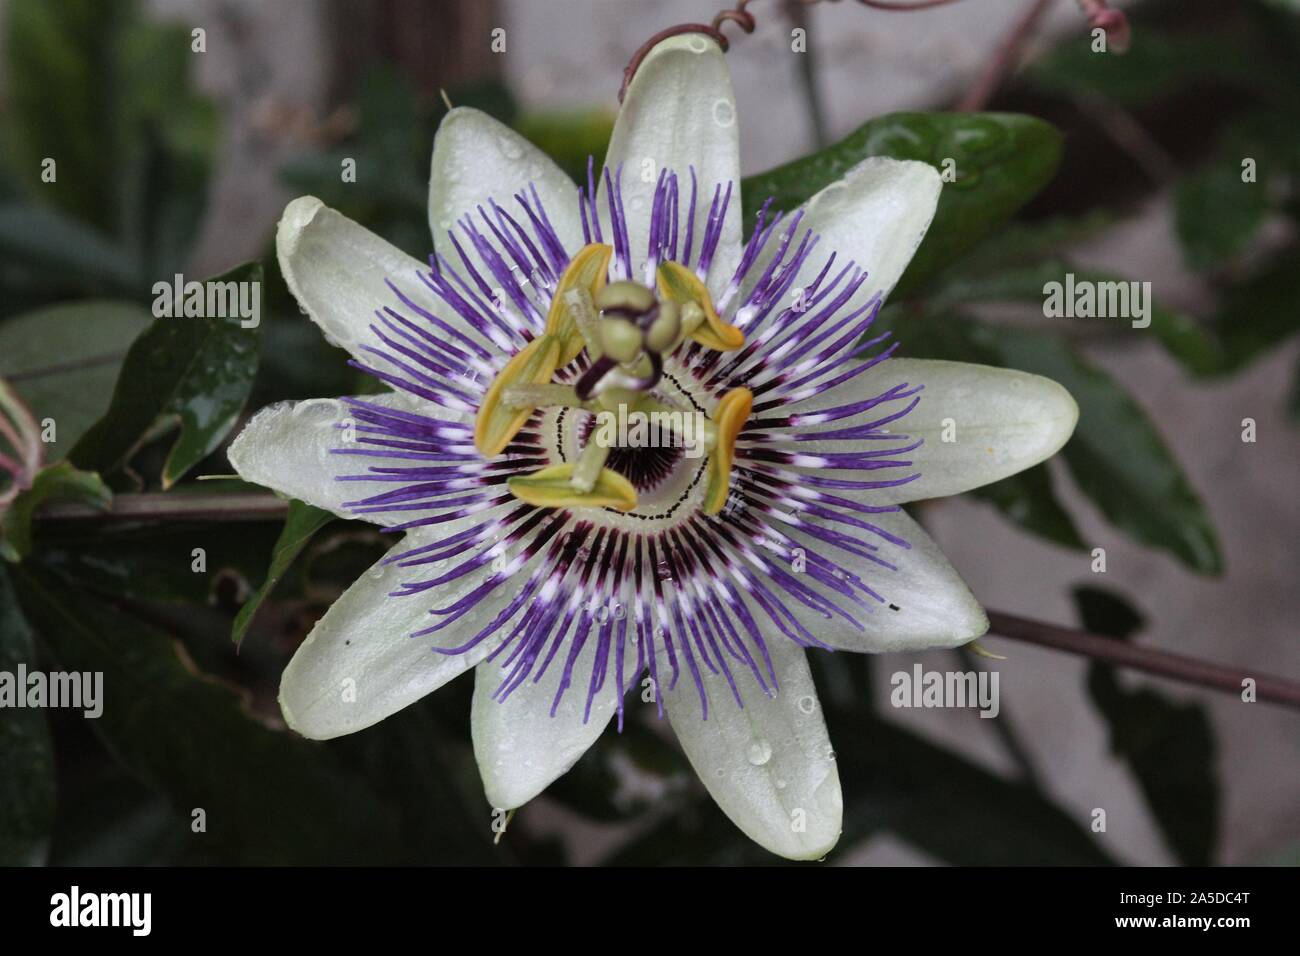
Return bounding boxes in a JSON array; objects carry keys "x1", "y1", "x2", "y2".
[
  {"x1": 0, "y1": 461, "x2": 111, "y2": 561},
  {"x1": 0, "y1": 301, "x2": 152, "y2": 459},
  {"x1": 1075, "y1": 587, "x2": 1220, "y2": 866},
  {"x1": 741, "y1": 112, "x2": 1063, "y2": 297},
  {"x1": 70, "y1": 263, "x2": 263, "y2": 488},
  {"x1": 0, "y1": 567, "x2": 56, "y2": 864},
  {"x1": 878, "y1": 307, "x2": 1223, "y2": 574},
  {"x1": 232, "y1": 500, "x2": 334, "y2": 647},
  {"x1": 1, "y1": 0, "x2": 218, "y2": 305}
]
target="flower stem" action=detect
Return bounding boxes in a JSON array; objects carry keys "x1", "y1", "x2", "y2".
[
  {"x1": 988, "y1": 611, "x2": 1300, "y2": 711},
  {"x1": 36, "y1": 492, "x2": 290, "y2": 524}
]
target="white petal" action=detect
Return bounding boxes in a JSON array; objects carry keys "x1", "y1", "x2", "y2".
[
  {"x1": 602, "y1": 34, "x2": 741, "y2": 295},
  {"x1": 663, "y1": 639, "x2": 841, "y2": 861},
  {"x1": 754, "y1": 157, "x2": 940, "y2": 314},
  {"x1": 279, "y1": 528, "x2": 501, "y2": 740},
  {"x1": 429, "y1": 107, "x2": 583, "y2": 255},
  {"x1": 471, "y1": 628, "x2": 632, "y2": 809},
  {"x1": 777, "y1": 508, "x2": 989, "y2": 653},
  {"x1": 788, "y1": 358, "x2": 1079, "y2": 504},
  {"x1": 228, "y1": 392, "x2": 467, "y2": 524},
  {"x1": 277, "y1": 196, "x2": 443, "y2": 362}
]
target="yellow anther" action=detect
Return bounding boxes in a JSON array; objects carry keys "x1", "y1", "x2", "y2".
[
  {"x1": 702, "y1": 387, "x2": 753, "y2": 516},
  {"x1": 474, "y1": 334, "x2": 561, "y2": 457},
  {"x1": 508, "y1": 463, "x2": 638, "y2": 512},
  {"x1": 657, "y1": 260, "x2": 744, "y2": 352},
  {"x1": 547, "y1": 243, "x2": 613, "y2": 365}
]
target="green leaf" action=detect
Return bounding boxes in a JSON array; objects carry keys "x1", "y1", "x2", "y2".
[
  {"x1": 1075, "y1": 586, "x2": 1220, "y2": 866},
  {"x1": 1175, "y1": 159, "x2": 1271, "y2": 272},
  {"x1": 992, "y1": 331, "x2": 1222, "y2": 574},
  {"x1": 1209, "y1": 243, "x2": 1300, "y2": 375},
  {"x1": 0, "y1": 301, "x2": 153, "y2": 460},
  {"x1": 925, "y1": 260, "x2": 1222, "y2": 376},
  {"x1": 0, "y1": 203, "x2": 142, "y2": 295},
  {"x1": 10, "y1": 566, "x2": 415, "y2": 864},
  {"x1": 0, "y1": 566, "x2": 56, "y2": 865},
  {"x1": 516, "y1": 108, "x2": 613, "y2": 185},
  {"x1": 968, "y1": 463, "x2": 1086, "y2": 550},
  {"x1": 1027, "y1": 32, "x2": 1263, "y2": 108},
  {"x1": 1074, "y1": 585, "x2": 1144, "y2": 640},
  {"x1": 740, "y1": 112, "x2": 1062, "y2": 297},
  {"x1": 838, "y1": 716, "x2": 1115, "y2": 865},
  {"x1": 0, "y1": 460, "x2": 110, "y2": 561},
  {"x1": 70, "y1": 262, "x2": 263, "y2": 487},
  {"x1": 232, "y1": 499, "x2": 333, "y2": 647},
  {"x1": 881, "y1": 309, "x2": 1223, "y2": 574},
  {"x1": 33, "y1": 517, "x2": 286, "y2": 606}
]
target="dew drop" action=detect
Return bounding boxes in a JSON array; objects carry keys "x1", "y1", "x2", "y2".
[
  {"x1": 747, "y1": 739, "x2": 772, "y2": 766},
  {"x1": 712, "y1": 99, "x2": 735, "y2": 128},
  {"x1": 688, "y1": 35, "x2": 708, "y2": 54},
  {"x1": 797, "y1": 695, "x2": 816, "y2": 715}
]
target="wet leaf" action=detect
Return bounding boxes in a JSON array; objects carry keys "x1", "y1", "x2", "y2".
[
  {"x1": 741, "y1": 112, "x2": 1063, "y2": 297},
  {"x1": 70, "y1": 262, "x2": 263, "y2": 488}
]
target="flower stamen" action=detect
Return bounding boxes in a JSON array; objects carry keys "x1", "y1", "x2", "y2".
[{"x1": 703, "y1": 386, "x2": 753, "y2": 515}]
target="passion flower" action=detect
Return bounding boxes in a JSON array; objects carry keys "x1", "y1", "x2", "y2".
[{"x1": 229, "y1": 34, "x2": 1077, "y2": 860}]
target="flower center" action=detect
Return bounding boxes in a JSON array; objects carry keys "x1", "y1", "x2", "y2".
[
  {"x1": 577, "y1": 413, "x2": 685, "y2": 494},
  {"x1": 484, "y1": 251, "x2": 752, "y2": 517}
]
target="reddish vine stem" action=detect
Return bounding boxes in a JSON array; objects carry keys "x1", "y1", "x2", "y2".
[
  {"x1": 988, "y1": 611, "x2": 1300, "y2": 711},
  {"x1": 618, "y1": 0, "x2": 971, "y2": 102},
  {"x1": 27, "y1": 493, "x2": 1300, "y2": 713}
]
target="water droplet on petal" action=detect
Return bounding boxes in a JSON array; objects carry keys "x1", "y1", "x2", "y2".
[
  {"x1": 712, "y1": 99, "x2": 735, "y2": 128},
  {"x1": 747, "y1": 739, "x2": 772, "y2": 766},
  {"x1": 797, "y1": 695, "x2": 816, "y2": 715},
  {"x1": 688, "y1": 35, "x2": 708, "y2": 54}
]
